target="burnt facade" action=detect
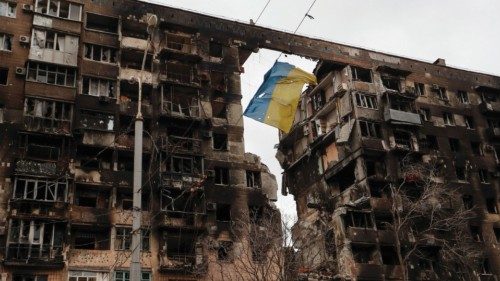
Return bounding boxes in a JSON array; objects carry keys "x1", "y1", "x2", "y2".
[
  {"x1": 278, "y1": 56, "x2": 500, "y2": 278},
  {"x1": 0, "y1": 1, "x2": 281, "y2": 281}
]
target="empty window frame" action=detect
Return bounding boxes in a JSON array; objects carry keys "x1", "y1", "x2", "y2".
[
  {"x1": 82, "y1": 76, "x2": 115, "y2": 97},
  {"x1": 436, "y1": 87, "x2": 448, "y2": 100},
  {"x1": 344, "y1": 211, "x2": 374, "y2": 229},
  {"x1": 479, "y1": 169, "x2": 490, "y2": 184},
  {"x1": 381, "y1": 75, "x2": 401, "y2": 91},
  {"x1": 471, "y1": 142, "x2": 483, "y2": 156},
  {"x1": 455, "y1": 166, "x2": 466, "y2": 181},
  {"x1": 355, "y1": 93, "x2": 377, "y2": 109},
  {"x1": 35, "y1": 0, "x2": 82, "y2": 20},
  {"x1": 141, "y1": 229, "x2": 150, "y2": 251},
  {"x1": 246, "y1": 170, "x2": 261, "y2": 188},
  {"x1": 73, "y1": 229, "x2": 109, "y2": 250},
  {"x1": 0, "y1": 33, "x2": 12, "y2": 51},
  {"x1": 209, "y1": 41, "x2": 223, "y2": 57},
  {"x1": 0, "y1": 1, "x2": 16, "y2": 18},
  {"x1": 32, "y1": 29, "x2": 76, "y2": 51},
  {"x1": 418, "y1": 108, "x2": 431, "y2": 121},
  {"x1": 486, "y1": 198, "x2": 498, "y2": 214},
  {"x1": 214, "y1": 167, "x2": 229, "y2": 185},
  {"x1": 171, "y1": 156, "x2": 194, "y2": 174},
  {"x1": 415, "y1": 82, "x2": 425, "y2": 96},
  {"x1": 27, "y1": 62, "x2": 76, "y2": 87},
  {"x1": 0, "y1": 67, "x2": 8, "y2": 85},
  {"x1": 24, "y1": 98, "x2": 72, "y2": 133},
  {"x1": 394, "y1": 130, "x2": 412, "y2": 149},
  {"x1": 86, "y1": 13, "x2": 118, "y2": 33},
  {"x1": 216, "y1": 203, "x2": 231, "y2": 221},
  {"x1": 423, "y1": 135, "x2": 439, "y2": 150},
  {"x1": 213, "y1": 133, "x2": 228, "y2": 151},
  {"x1": 462, "y1": 195, "x2": 473, "y2": 210},
  {"x1": 84, "y1": 44, "x2": 117, "y2": 63},
  {"x1": 114, "y1": 227, "x2": 131, "y2": 250},
  {"x1": 13, "y1": 177, "x2": 68, "y2": 202},
  {"x1": 470, "y1": 225, "x2": 483, "y2": 242},
  {"x1": 351, "y1": 66, "x2": 372, "y2": 83},
  {"x1": 79, "y1": 110, "x2": 114, "y2": 131},
  {"x1": 13, "y1": 275, "x2": 48, "y2": 281},
  {"x1": 351, "y1": 244, "x2": 377, "y2": 264},
  {"x1": 443, "y1": 112, "x2": 455, "y2": 126},
  {"x1": 449, "y1": 138, "x2": 461, "y2": 152},
  {"x1": 312, "y1": 90, "x2": 326, "y2": 111},
  {"x1": 7, "y1": 220, "x2": 64, "y2": 259},
  {"x1": 359, "y1": 120, "x2": 381, "y2": 138},
  {"x1": 457, "y1": 90, "x2": 469, "y2": 104},
  {"x1": 464, "y1": 116, "x2": 475, "y2": 129}
]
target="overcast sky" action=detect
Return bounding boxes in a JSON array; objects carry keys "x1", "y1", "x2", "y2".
[{"x1": 149, "y1": 0, "x2": 500, "y2": 219}]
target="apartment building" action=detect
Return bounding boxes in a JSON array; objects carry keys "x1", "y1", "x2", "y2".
[
  {"x1": 0, "y1": 1, "x2": 280, "y2": 281},
  {"x1": 277, "y1": 58, "x2": 500, "y2": 278}
]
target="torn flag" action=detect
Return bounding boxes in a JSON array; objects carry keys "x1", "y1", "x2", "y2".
[{"x1": 243, "y1": 61, "x2": 317, "y2": 133}]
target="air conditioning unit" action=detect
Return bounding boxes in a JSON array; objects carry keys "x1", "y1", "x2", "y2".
[
  {"x1": 22, "y1": 4, "x2": 33, "y2": 12},
  {"x1": 15, "y1": 67, "x2": 27, "y2": 76},
  {"x1": 206, "y1": 202, "x2": 217, "y2": 211},
  {"x1": 19, "y1": 35, "x2": 30, "y2": 44},
  {"x1": 206, "y1": 170, "x2": 215, "y2": 178}
]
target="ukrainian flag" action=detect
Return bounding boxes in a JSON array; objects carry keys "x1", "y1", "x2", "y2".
[{"x1": 244, "y1": 62, "x2": 317, "y2": 133}]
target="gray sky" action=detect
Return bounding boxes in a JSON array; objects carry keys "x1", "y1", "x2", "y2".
[{"x1": 149, "y1": 0, "x2": 500, "y2": 218}]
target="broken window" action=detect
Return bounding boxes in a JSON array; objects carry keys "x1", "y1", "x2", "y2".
[
  {"x1": 471, "y1": 142, "x2": 483, "y2": 156},
  {"x1": 369, "y1": 182, "x2": 390, "y2": 198},
  {"x1": 351, "y1": 66, "x2": 372, "y2": 83},
  {"x1": 211, "y1": 100, "x2": 227, "y2": 118},
  {"x1": 72, "y1": 228, "x2": 109, "y2": 250},
  {"x1": 246, "y1": 170, "x2": 261, "y2": 188},
  {"x1": 374, "y1": 214, "x2": 393, "y2": 230},
  {"x1": 344, "y1": 211, "x2": 374, "y2": 229},
  {"x1": 117, "y1": 191, "x2": 132, "y2": 210},
  {"x1": 82, "y1": 76, "x2": 115, "y2": 97},
  {"x1": 449, "y1": 138, "x2": 460, "y2": 152},
  {"x1": 216, "y1": 203, "x2": 231, "y2": 221},
  {"x1": 355, "y1": 93, "x2": 377, "y2": 109},
  {"x1": 434, "y1": 86, "x2": 447, "y2": 100},
  {"x1": 312, "y1": 90, "x2": 326, "y2": 111},
  {"x1": 470, "y1": 225, "x2": 483, "y2": 242},
  {"x1": 351, "y1": 244, "x2": 377, "y2": 264},
  {"x1": 115, "y1": 227, "x2": 131, "y2": 250},
  {"x1": 421, "y1": 135, "x2": 439, "y2": 150},
  {"x1": 210, "y1": 71, "x2": 227, "y2": 92},
  {"x1": 393, "y1": 130, "x2": 412, "y2": 149},
  {"x1": 0, "y1": 33, "x2": 12, "y2": 51},
  {"x1": 7, "y1": 220, "x2": 64, "y2": 260},
  {"x1": 214, "y1": 167, "x2": 229, "y2": 185},
  {"x1": 114, "y1": 271, "x2": 150, "y2": 281},
  {"x1": 464, "y1": 116, "x2": 475, "y2": 129},
  {"x1": 365, "y1": 159, "x2": 386, "y2": 178},
  {"x1": 359, "y1": 120, "x2": 381, "y2": 138},
  {"x1": 161, "y1": 85, "x2": 200, "y2": 117},
  {"x1": 213, "y1": 133, "x2": 228, "y2": 151},
  {"x1": 462, "y1": 195, "x2": 473, "y2": 210},
  {"x1": 27, "y1": 62, "x2": 76, "y2": 87},
  {"x1": 32, "y1": 29, "x2": 78, "y2": 52},
  {"x1": 84, "y1": 44, "x2": 117, "y2": 63},
  {"x1": 380, "y1": 246, "x2": 399, "y2": 265},
  {"x1": 0, "y1": 67, "x2": 8, "y2": 85},
  {"x1": 79, "y1": 110, "x2": 114, "y2": 131},
  {"x1": 13, "y1": 275, "x2": 47, "y2": 281},
  {"x1": 142, "y1": 229, "x2": 150, "y2": 251},
  {"x1": 415, "y1": 82, "x2": 425, "y2": 96},
  {"x1": 35, "y1": 0, "x2": 81, "y2": 20},
  {"x1": 328, "y1": 161, "x2": 356, "y2": 192},
  {"x1": 209, "y1": 41, "x2": 223, "y2": 57},
  {"x1": 455, "y1": 166, "x2": 466, "y2": 181},
  {"x1": 217, "y1": 241, "x2": 233, "y2": 261},
  {"x1": 418, "y1": 108, "x2": 431, "y2": 121},
  {"x1": 457, "y1": 90, "x2": 469, "y2": 104},
  {"x1": 166, "y1": 32, "x2": 194, "y2": 52},
  {"x1": 0, "y1": 1, "x2": 16, "y2": 18},
  {"x1": 172, "y1": 156, "x2": 194, "y2": 174},
  {"x1": 24, "y1": 98, "x2": 72, "y2": 134},
  {"x1": 74, "y1": 187, "x2": 109, "y2": 209},
  {"x1": 479, "y1": 169, "x2": 490, "y2": 184},
  {"x1": 86, "y1": 12, "x2": 118, "y2": 33},
  {"x1": 381, "y1": 75, "x2": 401, "y2": 91},
  {"x1": 13, "y1": 177, "x2": 68, "y2": 202},
  {"x1": 486, "y1": 198, "x2": 498, "y2": 214}
]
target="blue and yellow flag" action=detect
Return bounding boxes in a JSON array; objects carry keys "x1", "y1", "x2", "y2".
[{"x1": 244, "y1": 62, "x2": 317, "y2": 133}]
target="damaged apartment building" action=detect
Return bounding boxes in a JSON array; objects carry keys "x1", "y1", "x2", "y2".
[
  {"x1": 0, "y1": 1, "x2": 283, "y2": 281},
  {"x1": 277, "y1": 53, "x2": 500, "y2": 278}
]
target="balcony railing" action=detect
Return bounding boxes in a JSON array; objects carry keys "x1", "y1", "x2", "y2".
[
  {"x1": 5, "y1": 244, "x2": 64, "y2": 267},
  {"x1": 161, "y1": 136, "x2": 202, "y2": 154},
  {"x1": 161, "y1": 100, "x2": 200, "y2": 118},
  {"x1": 384, "y1": 108, "x2": 422, "y2": 126},
  {"x1": 24, "y1": 116, "x2": 71, "y2": 135},
  {"x1": 15, "y1": 160, "x2": 58, "y2": 176}
]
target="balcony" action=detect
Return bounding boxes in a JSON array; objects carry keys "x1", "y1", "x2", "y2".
[
  {"x1": 119, "y1": 68, "x2": 157, "y2": 85},
  {"x1": 160, "y1": 100, "x2": 201, "y2": 119},
  {"x1": 346, "y1": 227, "x2": 377, "y2": 243},
  {"x1": 9, "y1": 201, "x2": 68, "y2": 221},
  {"x1": 384, "y1": 108, "x2": 422, "y2": 126},
  {"x1": 353, "y1": 264, "x2": 384, "y2": 280},
  {"x1": 480, "y1": 102, "x2": 500, "y2": 115},
  {"x1": 70, "y1": 205, "x2": 111, "y2": 225},
  {"x1": 115, "y1": 134, "x2": 152, "y2": 152},
  {"x1": 160, "y1": 136, "x2": 202, "y2": 154},
  {"x1": 24, "y1": 116, "x2": 71, "y2": 135},
  {"x1": 157, "y1": 212, "x2": 204, "y2": 230},
  {"x1": 159, "y1": 254, "x2": 206, "y2": 274},
  {"x1": 120, "y1": 36, "x2": 151, "y2": 52},
  {"x1": 5, "y1": 244, "x2": 64, "y2": 268},
  {"x1": 161, "y1": 173, "x2": 204, "y2": 189},
  {"x1": 15, "y1": 159, "x2": 59, "y2": 176},
  {"x1": 385, "y1": 265, "x2": 405, "y2": 280},
  {"x1": 162, "y1": 33, "x2": 200, "y2": 61}
]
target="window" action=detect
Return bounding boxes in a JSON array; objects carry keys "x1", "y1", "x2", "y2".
[
  {"x1": 216, "y1": 203, "x2": 231, "y2": 221},
  {"x1": 115, "y1": 227, "x2": 131, "y2": 250},
  {"x1": 415, "y1": 82, "x2": 425, "y2": 96},
  {"x1": 457, "y1": 91, "x2": 469, "y2": 104},
  {"x1": 351, "y1": 66, "x2": 372, "y2": 83},
  {"x1": 218, "y1": 241, "x2": 233, "y2": 261},
  {"x1": 13, "y1": 275, "x2": 48, "y2": 281},
  {"x1": 0, "y1": 33, "x2": 12, "y2": 51},
  {"x1": 464, "y1": 116, "x2": 475, "y2": 129},
  {"x1": 443, "y1": 112, "x2": 455, "y2": 125},
  {"x1": 462, "y1": 195, "x2": 473, "y2": 210},
  {"x1": 351, "y1": 244, "x2": 377, "y2": 264},
  {"x1": 213, "y1": 133, "x2": 228, "y2": 151},
  {"x1": 344, "y1": 211, "x2": 373, "y2": 229},
  {"x1": 471, "y1": 142, "x2": 483, "y2": 156},
  {"x1": 470, "y1": 225, "x2": 483, "y2": 242},
  {"x1": 8, "y1": 220, "x2": 64, "y2": 259},
  {"x1": 436, "y1": 87, "x2": 447, "y2": 100},
  {"x1": 418, "y1": 108, "x2": 431, "y2": 121},
  {"x1": 35, "y1": 0, "x2": 82, "y2": 20},
  {"x1": 209, "y1": 41, "x2": 223, "y2": 57},
  {"x1": 312, "y1": 90, "x2": 325, "y2": 111},
  {"x1": 27, "y1": 62, "x2": 76, "y2": 87},
  {"x1": 0, "y1": 67, "x2": 8, "y2": 85},
  {"x1": 479, "y1": 169, "x2": 490, "y2": 184},
  {"x1": 86, "y1": 13, "x2": 118, "y2": 33},
  {"x1": 142, "y1": 229, "x2": 150, "y2": 251},
  {"x1": 355, "y1": 93, "x2": 377, "y2": 109},
  {"x1": 0, "y1": 1, "x2": 16, "y2": 18},
  {"x1": 172, "y1": 156, "x2": 194, "y2": 174},
  {"x1": 215, "y1": 167, "x2": 229, "y2": 185},
  {"x1": 211, "y1": 101, "x2": 227, "y2": 118},
  {"x1": 246, "y1": 170, "x2": 261, "y2": 188},
  {"x1": 14, "y1": 177, "x2": 68, "y2": 202},
  {"x1": 79, "y1": 110, "x2": 114, "y2": 131},
  {"x1": 32, "y1": 29, "x2": 77, "y2": 51},
  {"x1": 84, "y1": 44, "x2": 117, "y2": 63},
  {"x1": 68, "y1": 271, "x2": 97, "y2": 281},
  {"x1": 381, "y1": 75, "x2": 401, "y2": 91},
  {"x1": 455, "y1": 166, "x2": 466, "y2": 181},
  {"x1": 24, "y1": 98, "x2": 72, "y2": 134},
  {"x1": 114, "y1": 271, "x2": 150, "y2": 281},
  {"x1": 486, "y1": 199, "x2": 498, "y2": 214},
  {"x1": 359, "y1": 120, "x2": 381, "y2": 138},
  {"x1": 82, "y1": 76, "x2": 115, "y2": 97},
  {"x1": 449, "y1": 138, "x2": 460, "y2": 152}
]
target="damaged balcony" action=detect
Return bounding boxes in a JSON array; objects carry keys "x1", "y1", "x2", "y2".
[
  {"x1": 160, "y1": 135, "x2": 202, "y2": 155},
  {"x1": 76, "y1": 110, "x2": 115, "y2": 147},
  {"x1": 384, "y1": 95, "x2": 421, "y2": 126},
  {"x1": 350, "y1": 244, "x2": 384, "y2": 280},
  {"x1": 119, "y1": 49, "x2": 157, "y2": 85},
  {"x1": 390, "y1": 130, "x2": 418, "y2": 152},
  {"x1": 159, "y1": 188, "x2": 205, "y2": 229},
  {"x1": 343, "y1": 211, "x2": 377, "y2": 243},
  {"x1": 160, "y1": 154, "x2": 204, "y2": 188},
  {"x1": 70, "y1": 184, "x2": 111, "y2": 225},
  {"x1": 160, "y1": 85, "x2": 201, "y2": 119},
  {"x1": 23, "y1": 98, "x2": 72, "y2": 135},
  {"x1": 5, "y1": 220, "x2": 65, "y2": 268},
  {"x1": 116, "y1": 116, "x2": 153, "y2": 152},
  {"x1": 119, "y1": 82, "x2": 153, "y2": 116},
  {"x1": 159, "y1": 231, "x2": 206, "y2": 274},
  {"x1": 30, "y1": 28, "x2": 80, "y2": 67},
  {"x1": 160, "y1": 61, "x2": 200, "y2": 87},
  {"x1": 161, "y1": 31, "x2": 200, "y2": 60},
  {"x1": 478, "y1": 86, "x2": 500, "y2": 116}
]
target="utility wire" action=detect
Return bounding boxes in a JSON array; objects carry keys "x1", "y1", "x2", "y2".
[{"x1": 254, "y1": 0, "x2": 271, "y2": 25}]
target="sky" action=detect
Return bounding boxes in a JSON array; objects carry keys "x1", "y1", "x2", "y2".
[{"x1": 147, "y1": 0, "x2": 500, "y2": 219}]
